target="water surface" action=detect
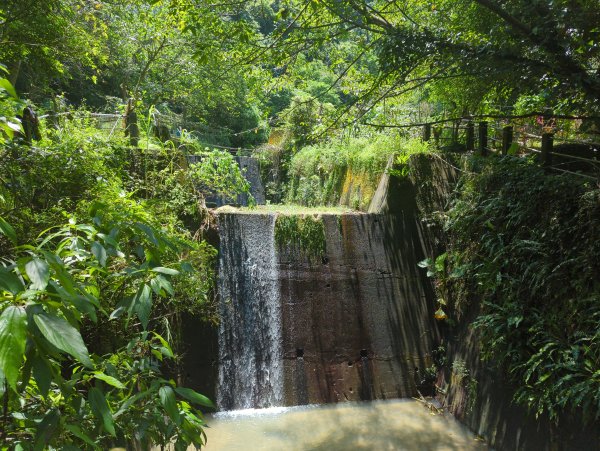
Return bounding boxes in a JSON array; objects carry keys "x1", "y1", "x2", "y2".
[{"x1": 203, "y1": 399, "x2": 488, "y2": 450}]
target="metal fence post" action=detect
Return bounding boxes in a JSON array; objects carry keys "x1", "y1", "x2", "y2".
[
  {"x1": 423, "y1": 123, "x2": 431, "y2": 142},
  {"x1": 124, "y1": 98, "x2": 140, "y2": 147},
  {"x1": 466, "y1": 121, "x2": 475, "y2": 150}
]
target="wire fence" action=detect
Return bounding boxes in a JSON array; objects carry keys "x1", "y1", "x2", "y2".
[
  {"x1": 31, "y1": 107, "x2": 259, "y2": 156},
  {"x1": 23, "y1": 104, "x2": 600, "y2": 181}
]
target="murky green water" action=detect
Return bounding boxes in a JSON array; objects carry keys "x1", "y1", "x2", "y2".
[{"x1": 202, "y1": 399, "x2": 488, "y2": 450}]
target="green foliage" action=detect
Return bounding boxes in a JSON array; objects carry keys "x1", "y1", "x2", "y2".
[
  {"x1": 261, "y1": 0, "x2": 600, "y2": 128},
  {"x1": 274, "y1": 214, "x2": 326, "y2": 263},
  {"x1": 0, "y1": 69, "x2": 23, "y2": 143},
  {"x1": 444, "y1": 156, "x2": 600, "y2": 423},
  {"x1": 189, "y1": 150, "x2": 255, "y2": 205},
  {"x1": 0, "y1": 101, "x2": 229, "y2": 447},
  {"x1": 0, "y1": 211, "x2": 211, "y2": 449},
  {"x1": 392, "y1": 139, "x2": 435, "y2": 177},
  {"x1": 286, "y1": 134, "x2": 433, "y2": 209},
  {"x1": 281, "y1": 95, "x2": 330, "y2": 151}
]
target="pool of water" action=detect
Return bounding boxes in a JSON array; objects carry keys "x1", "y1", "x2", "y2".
[{"x1": 202, "y1": 399, "x2": 488, "y2": 450}]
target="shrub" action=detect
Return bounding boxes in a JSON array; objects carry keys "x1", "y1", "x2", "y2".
[{"x1": 444, "y1": 156, "x2": 600, "y2": 423}]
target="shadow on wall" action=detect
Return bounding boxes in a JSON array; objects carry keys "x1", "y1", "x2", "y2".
[
  {"x1": 407, "y1": 153, "x2": 600, "y2": 450},
  {"x1": 177, "y1": 314, "x2": 218, "y2": 404},
  {"x1": 279, "y1": 208, "x2": 439, "y2": 405},
  {"x1": 443, "y1": 295, "x2": 600, "y2": 451},
  {"x1": 374, "y1": 166, "x2": 442, "y2": 394}
]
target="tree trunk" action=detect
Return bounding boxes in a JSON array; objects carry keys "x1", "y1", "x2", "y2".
[{"x1": 8, "y1": 60, "x2": 21, "y2": 87}]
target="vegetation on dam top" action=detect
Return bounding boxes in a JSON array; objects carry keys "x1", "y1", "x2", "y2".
[{"x1": 216, "y1": 204, "x2": 359, "y2": 215}]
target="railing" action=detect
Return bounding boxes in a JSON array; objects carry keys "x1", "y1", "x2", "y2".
[
  {"x1": 22, "y1": 106, "x2": 256, "y2": 157},
  {"x1": 420, "y1": 117, "x2": 600, "y2": 180}
]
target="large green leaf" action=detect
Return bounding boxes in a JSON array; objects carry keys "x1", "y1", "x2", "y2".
[
  {"x1": 159, "y1": 385, "x2": 181, "y2": 425},
  {"x1": 65, "y1": 424, "x2": 97, "y2": 448},
  {"x1": 134, "y1": 284, "x2": 152, "y2": 329},
  {"x1": 25, "y1": 258, "x2": 50, "y2": 291},
  {"x1": 0, "y1": 306, "x2": 27, "y2": 390},
  {"x1": 151, "y1": 266, "x2": 180, "y2": 276},
  {"x1": 175, "y1": 387, "x2": 215, "y2": 408},
  {"x1": 0, "y1": 216, "x2": 17, "y2": 245},
  {"x1": 155, "y1": 274, "x2": 174, "y2": 296},
  {"x1": 113, "y1": 390, "x2": 151, "y2": 419},
  {"x1": 0, "y1": 78, "x2": 18, "y2": 99},
  {"x1": 32, "y1": 356, "x2": 52, "y2": 398},
  {"x1": 93, "y1": 371, "x2": 125, "y2": 389},
  {"x1": 91, "y1": 241, "x2": 107, "y2": 267},
  {"x1": 88, "y1": 387, "x2": 116, "y2": 437},
  {"x1": 0, "y1": 267, "x2": 24, "y2": 295},
  {"x1": 135, "y1": 222, "x2": 159, "y2": 246},
  {"x1": 33, "y1": 312, "x2": 93, "y2": 368}
]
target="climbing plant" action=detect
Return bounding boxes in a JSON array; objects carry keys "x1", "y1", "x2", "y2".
[
  {"x1": 442, "y1": 156, "x2": 600, "y2": 424},
  {"x1": 189, "y1": 150, "x2": 255, "y2": 206}
]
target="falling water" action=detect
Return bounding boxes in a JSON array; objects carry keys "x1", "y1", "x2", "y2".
[{"x1": 216, "y1": 213, "x2": 283, "y2": 410}]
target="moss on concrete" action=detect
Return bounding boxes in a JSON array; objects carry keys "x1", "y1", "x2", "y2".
[{"x1": 274, "y1": 214, "x2": 326, "y2": 262}]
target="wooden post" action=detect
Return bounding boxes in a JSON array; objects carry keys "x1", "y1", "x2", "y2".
[
  {"x1": 124, "y1": 98, "x2": 139, "y2": 147},
  {"x1": 451, "y1": 121, "x2": 459, "y2": 144},
  {"x1": 423, "y1": 123, "x2": 431, "y2": 142},
  {"x1": 21, "y1": 106, "x2": 42, "y2": 145},
  {"x1": 478, "y1": 121, "x2": 488, "y2": 156},
  {"x1": 502, "y1": 125, "x2": 513, "y2": 155},
  {"x1": 466, "y1": 121, "x2": 475, "y2": 151},
  {"x1": 541, "y1": 133, "x2": 553, "y2": 167}
]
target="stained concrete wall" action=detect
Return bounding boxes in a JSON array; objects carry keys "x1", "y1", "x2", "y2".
[
  {"x1": 279, "y1": 211, "x2": 439, "y2": 405},
  {"x1": 180, "y1": 150, "x2": 600, "y2": 449}
]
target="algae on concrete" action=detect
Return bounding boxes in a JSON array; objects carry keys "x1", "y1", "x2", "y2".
[{"x1": 274, "y1": 214, "x2": 326, "y2": 262}]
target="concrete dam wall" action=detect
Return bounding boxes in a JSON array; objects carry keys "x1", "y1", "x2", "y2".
[
  {"x1": 180, "y1": 153, "x2": 599, "y2": 449},
  {"x1": 215, "y1": 179, "x2": 439, "y2": 409}
]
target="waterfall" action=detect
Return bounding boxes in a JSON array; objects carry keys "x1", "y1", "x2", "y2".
[{"x1": 216, "y1": 213, "x2": 283, "y2": 410}]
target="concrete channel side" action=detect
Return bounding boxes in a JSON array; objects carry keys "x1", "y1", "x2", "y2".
[{"x1": 407, "y1": 153, "x2": 600, "y2": 451}]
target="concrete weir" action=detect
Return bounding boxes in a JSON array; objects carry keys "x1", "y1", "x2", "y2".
[
  {"x1": 216, "y1": 213, "x2": 282, "y2": 410},
  {"x1": 215, "y1": 181, "x2": 438, "y2": 409}
]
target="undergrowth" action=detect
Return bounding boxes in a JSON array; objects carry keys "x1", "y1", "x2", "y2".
[
  {"x1": 443, "y1": 156, "x2": 600, "y2": 424},
  {"x1": 286, "y1": 134, "x2": 433, "y2": 210}
]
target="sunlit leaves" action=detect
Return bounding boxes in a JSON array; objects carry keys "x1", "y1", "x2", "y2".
[
  {"x1": 33, "y1": 312, "x2": 93, "y2": 368},
  {"x1": 189, "y1": 150, "x2": 255, "y2": 204},
  {"x1": 0, "y1": 216, "x2": 17, "y2": 245},
  {"x1": 175, "y1": 387, "x2": 215, "y2": 408},
  {"x1": 0, "y1": 306, "x2": 27, "y2": 390},
  {"x1": 91, "y1": 241, "x2": 107, "y2": 267},
  {"x1": 93, "y1": 372, "x2": 126, "y2": 389},
  {"x1": 25, "y1": 258, "x2": 50, "y2": 291},
  {"x1": 133, "y1": 283, "x2": 152, "y2": 329}
]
